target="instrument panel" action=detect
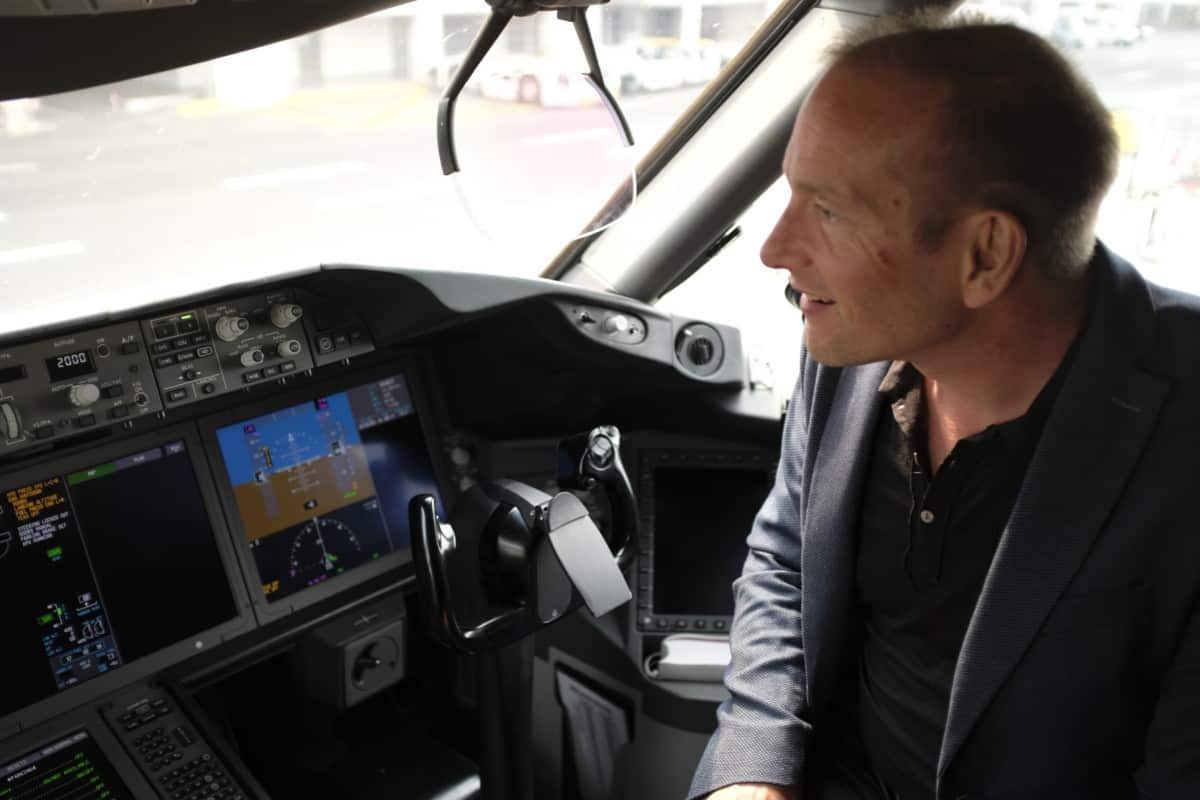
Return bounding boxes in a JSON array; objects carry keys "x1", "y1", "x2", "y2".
[
  {"x1": 0, "y1": 266, "x2": 768, "y2": 800},
  {"x1": 0, "y1": 281, "x2": 448, "y2": 738}
]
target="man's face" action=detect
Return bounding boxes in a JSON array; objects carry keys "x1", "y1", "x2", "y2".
[{"x1": 761, "y1": 66, "x2": 970, "y2": 367}]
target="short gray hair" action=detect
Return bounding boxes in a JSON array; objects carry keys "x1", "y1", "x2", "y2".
[{"x1": 827, "y1": 9, "x2": 1119, "y2": 280}]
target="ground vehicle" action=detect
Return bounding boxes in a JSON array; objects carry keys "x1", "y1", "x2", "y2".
[
  {"x1": 0, "y1": 0, "x2": 1197, "y2": 798},
  {"x1": 475, "y1": 56, "x2": 600, "y2": 107}
]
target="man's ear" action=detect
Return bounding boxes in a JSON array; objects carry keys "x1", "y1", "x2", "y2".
[{"x1": 960, "y1": 211, "x2": 1027, "y2": 309}]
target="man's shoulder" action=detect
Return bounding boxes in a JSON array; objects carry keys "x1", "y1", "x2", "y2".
[
  {"x1": 1140, "y1": 277, "x2": 1200, "y2": 380},
  {"x1": 1093, "y1": 244, "x2": 1200, "y2": 383}
]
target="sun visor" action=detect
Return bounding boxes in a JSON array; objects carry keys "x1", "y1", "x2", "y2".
[{"x1": 0, "y1": 0, "x2": 410, "y2": 100}]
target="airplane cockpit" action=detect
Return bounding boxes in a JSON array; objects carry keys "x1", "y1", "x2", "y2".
[{"x1": 1, "y1": 0, "x2": 1197, "y2": 798}]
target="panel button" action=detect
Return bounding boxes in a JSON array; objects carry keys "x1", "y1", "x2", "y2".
[
  {"x1": 75, "y1": 414, "x2": 97, "y2": 429},
  {"x1": 172, "y1": 337, "x2": 192, "y2": 350},
  {"x1": 316, "y1": 335, "x2": 334, "y2": 354},
  {"x1": 262, "y1": 365, "x2": 280, "y2": 378},
  {"x1": 177, "y1": 317, "x2": 200, "y2": 334},
  {"x1": 175, "y1": 351, "x2": 196, "y2": 364},
  {"x1": 694, "y1": 619, "x2": 707, "y2": 630},
  {"x1": 155, "y1": 354, "x2": 176, "y2": 368},
  {"x1": 713, "y1": 620, "x2": 727, "y2": 631},
  {"x1": 192, "y1": 333, "x2": 211, "y2": 345},
  {"x1": 101, "y1": 384, "x2": 124, "y2": 398},
  {"x1": 166, "y1": 388, "x2": 189, "y2": 403},
  {"x1": 333, "y1": 332, "x2": 350, "y2": 349},
  {"x1": 110, "y1": 405, "x2": 130, "y2": 420},
  {"x1": 201, "y1": 382, "x2": 217, "y2": 395},
  {"x1": 655, "y1": 618, "x2": 669, "y2": 630},
  {"x1": 120, "y1": 341, "x2": 141, "y2": 355},
  {"x1": 195, "y1": 346, "x2": 215, "y2": 358},
  {"x1": 33, "y1": 425, "x2": 55, "y2": 440},
  {"x1": 184, "y1": 369, "x2": 200, "y2": 381},
  {"x1": 153, "y1": 322, "x2": 176, "y2": 340},
  {"x1": 673, "y1": 619, "x2": 688, "y2": 629},
  {"x1": 151, "y1": 342, "x2": 171, "y2": 355},
  {"x1": 242, "y1": 370, "x2": 263, "y2": 384},
  {"x1": 279, "y1": 360, "x2": 296, "y2": 373}
]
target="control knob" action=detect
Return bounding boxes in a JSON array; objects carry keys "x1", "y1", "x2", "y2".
[
  {"x1": 688, "y1": 337, "x2": 716, "y2": 366},
  {"x1": 276, "y1": 339, "x2": 302, "y2": 358},
  {"x1": 0, "y1": 401, "x2": 21, "y2": 441},
  {"x1": 270, "y1": 303, "x2": 303, "y2": 329},
  {"x1": 239, "y1": 349, "x2": 265, "y2": 368},
  {"x1": 69, "y1": 383, "x2": 101, "y2": 408},
  {"x1": 215, "y1": 316, "x2": 250, "y2": 342},
  {"x1": 602, "y1": 314, "x2": 630, "y2": 336}
]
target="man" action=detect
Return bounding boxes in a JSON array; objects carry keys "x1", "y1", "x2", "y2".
[{"x1": 689, "y1": 10, "x2": 1200, "y2": 800}]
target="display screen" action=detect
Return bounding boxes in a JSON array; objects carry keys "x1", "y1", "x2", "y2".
[
  {"x1": 44, "y1": 350, "x2": 95, "y2": 382},
  {"x1": 215, "y1": 373, "x2": 443, "y2": 604},
  {"x1": 0, "y1": 440, "x2": 237, "y2": 720},
  {"x1": 0, "y1": 730, "x2": 132, "y2": 799},
  {"x1": 652, "y1": 467, "x2": 772, "y2": 617}
]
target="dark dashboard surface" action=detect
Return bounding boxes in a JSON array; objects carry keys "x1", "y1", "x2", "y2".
[{"x1": 0, "y1": 265, "x2": 781, "y2": 800}]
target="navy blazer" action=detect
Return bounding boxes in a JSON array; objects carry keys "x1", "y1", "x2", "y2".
[{"x1": 689, "y1": 245, "x2": 1200, "y2": 800}]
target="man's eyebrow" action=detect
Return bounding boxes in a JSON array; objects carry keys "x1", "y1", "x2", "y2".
[{"x1": 789, "y1": 178, "x2": 874, "y2": 213}]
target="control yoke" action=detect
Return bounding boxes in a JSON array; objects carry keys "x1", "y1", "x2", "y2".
[{"x1": 410, "y1": 426, "x2": 637, "y2": 653}]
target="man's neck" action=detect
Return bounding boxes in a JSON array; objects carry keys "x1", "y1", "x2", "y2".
[{"x1": 914, "y1": 272, "x2": 1090, "y2": 472}]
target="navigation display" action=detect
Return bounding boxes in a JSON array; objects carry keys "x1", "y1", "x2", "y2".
[
  {"x1": 215, "y1": 373, "x2": 442, "y2": 604},
  {"x1": 0, "y1": 730, "x2": 131, "y2": 799},
  {"x1": 0, "y1": 440, "x2": 237, "y2": 720}
]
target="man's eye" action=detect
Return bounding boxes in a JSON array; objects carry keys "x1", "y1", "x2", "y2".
[{"x1": 813, "y1": 201, "x2": 839, "y2": 222}]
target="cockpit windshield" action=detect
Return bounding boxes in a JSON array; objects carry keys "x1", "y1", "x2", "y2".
[{"x1": 0, "y1": 0, "x2": 775, "y2": 333}]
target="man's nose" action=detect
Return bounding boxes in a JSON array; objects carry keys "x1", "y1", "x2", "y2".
[{"x1": 760, "y1": 209, "x2": 803, "y2": 272}]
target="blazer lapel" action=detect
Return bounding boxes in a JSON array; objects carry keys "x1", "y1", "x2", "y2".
[
  {"x1": 938, "y1": 251, "x2": 1171, "y2": 781},
  {"x1": 802, "y1": 361, "x2": 888, "y2": 700}
]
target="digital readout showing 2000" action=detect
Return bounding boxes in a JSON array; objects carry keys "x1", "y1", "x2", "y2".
[{"x1": 45, "y1": 349, "x2": 96, "y2": 382}]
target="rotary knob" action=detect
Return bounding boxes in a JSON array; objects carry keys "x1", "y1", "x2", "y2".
[
  {"x1": 602, "y1": 314, "x2": 630, "y2": 336},
  {"x1": 688, "y1": 337, "x2": 716, "y2": 366},
  {"x1": 0, "y1": 401, "x2": 21, "y2": 441},
  {"x1": 69, "y1": 383, "x2": 101, "y2": 408},
  {"x1": 270, "y1": 303, "x2": 303, "y2": 329},
  {"x1": 215, "y1": 315, "x2": 250, "y2": 342},
  {"x1": 239, "y1": 349, "x2": 265, "y2": 368},
  {"x1": 276, "y1": 339, "x2": 302, "y2": 358}
]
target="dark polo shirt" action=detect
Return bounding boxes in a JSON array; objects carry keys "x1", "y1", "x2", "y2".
[{"x1": 831, "y1": 356, "x2": 1070, "y2": 799}]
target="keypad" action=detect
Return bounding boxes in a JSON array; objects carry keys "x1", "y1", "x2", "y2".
[
  {"x1": 158, "y1": 753, "x2": 244, "y2": 800},
  {"x1": 113, "y1": 694, "x2": 243, "y2": 800}
]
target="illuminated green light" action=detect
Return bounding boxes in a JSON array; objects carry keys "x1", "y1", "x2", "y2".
[
  {"x1": 47, "y1": 546, "x2": 62, "y2": 559},
  {"x1": 68, "y1": 463, "x2": 115, "y2": 485},
  {"x1": 180, "y1": 313, "x2": 193, "y2": 320}
]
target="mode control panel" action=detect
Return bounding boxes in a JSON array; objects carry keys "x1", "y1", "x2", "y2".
[
  {"x1": 0, "y1": 321, "x2": 161, "y2": 456},
  {"x1": 144, "y1": 290, "x2": 314, "y2": 408}
]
